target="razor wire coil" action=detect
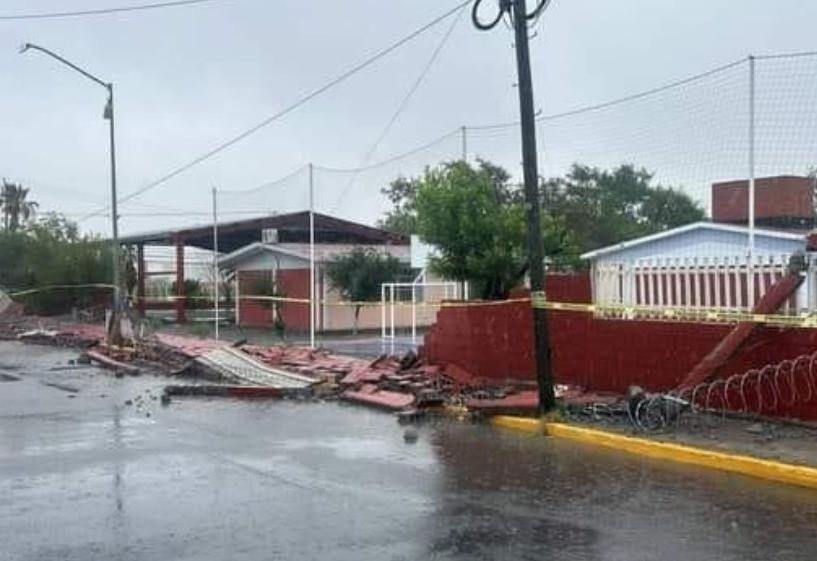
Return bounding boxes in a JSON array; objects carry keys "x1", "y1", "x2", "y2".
[{"x1": 631, "y1": 350, "x2": 817, "y2": 431}]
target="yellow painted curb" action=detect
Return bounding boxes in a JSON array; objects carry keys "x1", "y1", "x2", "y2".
[{"x1": 490, "y1": 416, "x2": 817, "y2": 490}]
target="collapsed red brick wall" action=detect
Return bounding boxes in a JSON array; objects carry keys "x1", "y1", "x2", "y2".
[
  {"x1": 238, "y1": 268, "x2": 310, "y2": 331},
  {"x1": 423, "y1": 273, "x2": 817, "y2": 419}
]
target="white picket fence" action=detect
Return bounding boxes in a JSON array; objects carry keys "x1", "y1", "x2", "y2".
[{"x1": 591, "y1": 254, "x2": 815, "y2": 316}]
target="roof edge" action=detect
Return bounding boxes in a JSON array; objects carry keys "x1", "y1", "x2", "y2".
[{"x1": 580, "y1": 221, "x2": 806, "y2": 260}]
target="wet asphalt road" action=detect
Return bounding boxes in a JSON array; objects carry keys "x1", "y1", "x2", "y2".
[{"x1": 1, "y1": 341, "x2": 817, "y2": 561}]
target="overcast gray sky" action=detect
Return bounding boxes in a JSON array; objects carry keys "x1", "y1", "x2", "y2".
[{"x1": 2, "y1": 0, "x2": 816, "y2": 237}]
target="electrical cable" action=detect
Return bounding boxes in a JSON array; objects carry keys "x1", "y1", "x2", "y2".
[
  {"x1": 75, "y1": 46, "x2": 817, "y2": 227},
  {"x1": 314, "y1": 129, "x2": 460, "y2": 173},
  {"x1": 471, "y1": 0, "x2": 549, "y2": 30},
  {"x1": 0, "y1": 0, "x2": 222, "y2": 21},
  {"x1": 216, "y1": 165, "x2": 308, "y2": 195},
  {"x1": 76, "y1": 0, "x2": 470, "y2": 224},
  {"x1": 330, "y1": 3, "x2": 466, "y2": 212},
  {"x1": 468, "y1": 57, "x2": 748, "y2": 131},
  {"x1": 471, "y1": 0, "x2": 507, "y2": 30}
]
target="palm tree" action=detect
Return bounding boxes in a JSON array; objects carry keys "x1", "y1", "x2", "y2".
[{"x1": 1, "y1": 180, "x2": 38, "y2": 232}]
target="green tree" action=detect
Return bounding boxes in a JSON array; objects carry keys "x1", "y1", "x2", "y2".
[
  {"x1": 1, "y1": 180, "x2": 38, "y2": 232},
  {"x1": 543, "y1": 164, "x2": 705, "y2": 252},
  {"x1": 0, "y1": 212, "x2": 112, "y2": 314},
  {"x1": 378, "y1": 176, "x2": 420, "y2": 235},
  {"x1": 378, "y1": 159, "x2": 520, "y2": 236},
  {"x1": 326, "y1": 248, "x2": 407, "y2": 333},
  {"x1": 411, "y1": 160, "x2": 579, "y2": 300}
]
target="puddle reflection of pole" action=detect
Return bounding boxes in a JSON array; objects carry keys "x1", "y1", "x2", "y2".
[{"x1": 111, "y1": 401, "x2": 126, "y2": 548}]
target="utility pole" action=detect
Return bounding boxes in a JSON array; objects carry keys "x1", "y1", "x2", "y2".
[
  {"x1": 472, "y1": 0, "x2": 555, "y2": 412},
  {"x1": 106, "y1": 83, "x2": 122, "y2": 342}
]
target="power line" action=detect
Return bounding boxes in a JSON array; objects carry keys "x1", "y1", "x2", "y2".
[
  {"x1": 469, "y1": 56, "x2": 748, "y2": 131},
  {"x1": 331, "y1": 5, "x2": 466, "y2": 211},
  {"x1": 216, "y1": 165, "x2": 308, "y2": 195},
  {"x1": 74, "y1": 46, "x2": 817, "y2": 228},
  {"x1": 0, "y1": 0, "x2": 221, "y2": 21},
  {"x1": 314, "y1": 129, "x2": 460, "y2": 173},
  {"x1": 77, "y1": 0, "x2": 470, "y2": 224}
]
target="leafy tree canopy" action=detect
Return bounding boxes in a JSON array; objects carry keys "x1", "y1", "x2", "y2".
[
  {"x1": 377, "y1": 161, "x2": 703, "y2": 299},
  {"x1": 412, "y1": 160, "x2": 580, "y2": 300},
  {"x1": 325, "y1": 248, "x2": 408, "y2": 332},
  {"x1": 378, "y1": 159, "x2": 516, "y2": 236},
  {"x1": 543, "y1": 163, "x2": 705, "y2": 252},
  {"x1": 0, "y1": 211, "x2": 112, "y2": 314},
  {"x1": 1, "y1": 179, "x2": 38, "y2": 233}
]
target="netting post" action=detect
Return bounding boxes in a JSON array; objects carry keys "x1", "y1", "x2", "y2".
[
  {"x1": 212, "y1": 186, "x2": 219, "y2": 341},
  {"x1": 748, "y1": 55, "x2": 756, "y2": 310},
  {"x1": 411, "y1": 283, "x2": 417, "y2": 344},
  {"x1": 235, "y1": 270, "x2": 240, "y2": 326},
  {"x1": 309, "y1": 163, "x2": 316, "y2": 349},
  {"x1": 460, "y1": 125, "x2": 467, "y2": 162},
  {"x1": 390, "y1": 284, "x2": 396, "y2": 340},
  {"x1": 381, "y1": 284, "x2": 386, "y2": 339}
]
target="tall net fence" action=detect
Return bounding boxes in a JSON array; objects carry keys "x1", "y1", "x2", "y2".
[
  {"x1": 101, "y1": 52, "x2": 817, "y2": 343},
  {"x1": 311, "y1": 130, "x2": 463, "y2": 223},
  {"x1": 755, "y1": 53, "x2": 817, "y2": 178},
  {"x1": 101, "y1": 53, "x2": 817, "y2": 238},
  {"x1": 112, "y1": 52, "x2": 817, "y2": 234}
]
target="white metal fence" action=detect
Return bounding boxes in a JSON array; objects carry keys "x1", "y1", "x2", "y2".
[{"x1": 591, "y1": 254, "x2": 815, "y2": 316}]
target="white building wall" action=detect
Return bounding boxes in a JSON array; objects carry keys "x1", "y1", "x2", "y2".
[{"x1": 588, "y1": 227, "x2": 810, "y2": 313}]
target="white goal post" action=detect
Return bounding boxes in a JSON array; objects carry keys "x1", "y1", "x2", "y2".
[{"x1": 380, "y1": 281, "x2": 464, "y2": 343}]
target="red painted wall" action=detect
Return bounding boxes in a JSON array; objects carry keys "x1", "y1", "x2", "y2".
[
  {"x1": 238, "y1": 268, "x2": 310, "y2": 331},
  {"x1": 277, "y1": 269, "x2": 310, "y2": 330},
  {"x1": 423, "y1": 273, "x2": 817, "y2": 419}
]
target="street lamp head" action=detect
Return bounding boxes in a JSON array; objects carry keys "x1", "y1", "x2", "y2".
[
  {"x1": 18, "y1": 43, "x2": 32, "y2": 54},
  {"x1": 103, "y1": 97, "x2": 112, "y2": 121}
]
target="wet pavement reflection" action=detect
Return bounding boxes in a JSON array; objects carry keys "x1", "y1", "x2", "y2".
[{"x1": 1, "y1": 341, "x2": 816, "y2": 561}]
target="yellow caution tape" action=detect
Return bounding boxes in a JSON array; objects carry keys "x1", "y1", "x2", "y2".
[
  {"x1": 9, "y1": 284, "x2": 817, "y2": 328},
  {"x1": 531, "y1": 295, "x2": 817, "y2": 328},
  {"x1": 6, "y1": 283, "x2": 115, "y2": 297}
]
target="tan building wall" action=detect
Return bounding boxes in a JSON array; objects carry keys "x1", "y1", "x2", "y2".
[{"x1": 320, "y1": 280, "x2": 456, "y2": 332}]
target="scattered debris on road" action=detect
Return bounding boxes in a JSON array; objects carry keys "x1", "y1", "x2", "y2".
[{"x1": 0, "y1": 312, "x2": 622, "y2": 416}]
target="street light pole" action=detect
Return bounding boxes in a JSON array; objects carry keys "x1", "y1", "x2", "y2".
[
  {"x1": 106, "y1": 84, "x2": 121, "y2": 327},
  {"x1": 21, "y1": 43, "x2": 123, "y2": 342},
  {"x1": 472, "y1": 0, "x2": 555, "y2": 413}
]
